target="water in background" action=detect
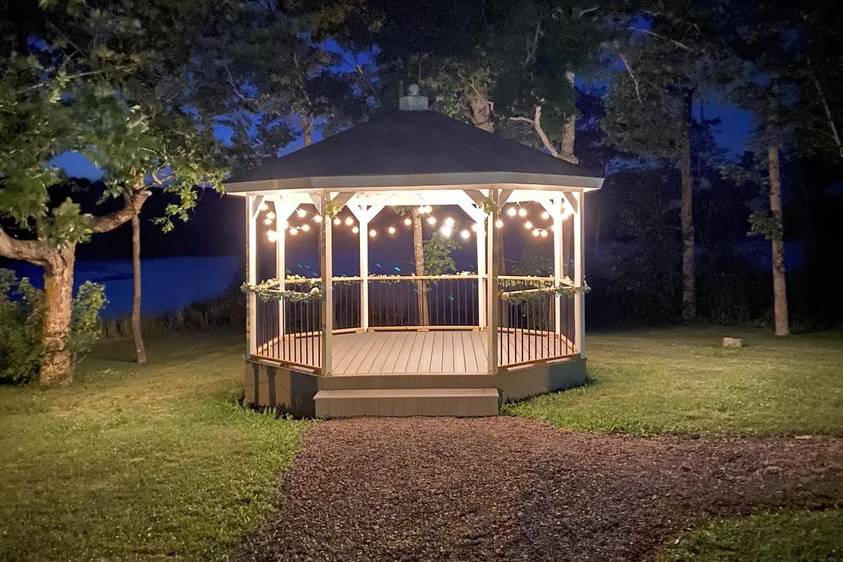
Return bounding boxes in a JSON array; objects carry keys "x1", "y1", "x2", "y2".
[{"x1": 9, "y1": 256, "x2": 240, "y2": 319}]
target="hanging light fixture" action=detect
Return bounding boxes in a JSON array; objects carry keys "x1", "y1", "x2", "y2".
[
  {"x1": 426, "y1": 216, "x2": 437, "y2": 226},
  {"x1": 532, "y1": 228, "x2": 540, "y2": 237},
  {"x1": 439, "y1": 225, "x2": 452, "y2": 238},
  {"x1": 540, "y1": 230, "x2": 549, "y2": 238},
  {"x1": 369, "y1": 228, "x2": 377, "y2": 238},
  {"x1": 333, "y1": 217, "x2": 342, "y2": 226},
  {"x1": 296, "y1": 208, "x2": 307, "y2": 218},
  {"x1": 266, "y1": 230, "x2": 279, "y2": 242},
  {"x1": 344, "y1": 216, "x2": 354, "y2": 226},
  {"x1": 263, "y1": 217, "x2": 273, "y2": 226},
  {"x1": 540, "y1": 210, "x2": 550, "y2": 220},
  {"x1": 495, "y1": 218, "x2": 504, "y2": 228},
  {"x1": 403, "y1": 217, "x2": 412, "y2": 226},
  {"x1": 352, "y1": 225, "x2": 360, "y2": 234},
  {"x1": 387, "y1": 226, "x2": 396, "y2": 235},
  {"x1": 266, "y1": 211, "x2": 276, "y2": 220},
  {"x1": 524, "y1": 221, "x2": 533, "y2": 230},
  {"x1": 312, "y1": 214, "x2": 322, "y2": 223},
  {"x1": 300, "y1": 223, "x2": 310, "y2": 232},
  {"x1": 506, "y1": 206, "x2": 517, "y2": 217},
  {"x1": 459, "y1": 229, "x2": 471, "y2": 240},
  {"x1": 518, "y1": 207, "x2": 528, "y2": 218},
  {"x1": 444, "y1": 216, "x2": 455, "y2": 227},
  {"x1": 289, "y1": 227, "x2": 299, "y2": 236}
]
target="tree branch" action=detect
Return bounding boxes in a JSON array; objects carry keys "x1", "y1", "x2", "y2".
[
  {"x1": 807, "y1": 59, "x2": 843, "y2": 159},
  {"x1": 88, "y1": 188, "x2": 151, "y2": 234},
  {"x1": 629, "y1": 26, "x2": 693, "y2": 52},
  {"x1": 0, "y1": 227, "x2": 50, "y2": 266},
  {"x1": 617, "y1": 51, "x2": 642, "y2": 104}
]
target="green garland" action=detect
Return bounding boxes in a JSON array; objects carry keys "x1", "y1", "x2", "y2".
[
  {"x1": 500, "y1": 279, "x2": 590, "y2": 302},
  {"x1": 240, "y1": 280, "x2": 323, "y2": 302}
]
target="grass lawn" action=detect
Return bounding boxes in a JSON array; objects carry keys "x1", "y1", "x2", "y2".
[
  {"x1": 0, "y1": 332, "x2": 305, "y2": 562},
  {"x1": 657, "y1": 509, "x2": 843, "y2": 562},
  {"x1": 505, "y1": 326, "x2": 843, "y2": 436}
]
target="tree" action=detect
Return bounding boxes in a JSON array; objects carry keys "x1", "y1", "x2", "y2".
[
  {"x1": 601, "y1": 3, "x2": 730, "y2": 321},
  {"x1": 0, "y1": 0, "x2": 298, "y2": 383}
]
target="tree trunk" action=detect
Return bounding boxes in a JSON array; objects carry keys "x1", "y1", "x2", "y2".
[
  {"x1": 411, "y1": 208, "x2": 429, "y2": 325},
  {"x1": 39, "y1": 246, "x2": 76, "y2": 385},
  {"x1": 559, "y1": 70, "x2": 579, "y2": 164},
  {"x1": 301, "y1": 113, "x2": 313, "y2": 146},
  {"x1": 469, "y1": 93, "x2": 494, "y2": 132},
  {"x1": 768, "y1": 141, "x2": 790, "y2": 336},
  {"x1": 130, "y1": 213, "x2": 147, "y2": 363},
  {"x1": 679, "y1": 99, "x2": 696, "y2": 321}
]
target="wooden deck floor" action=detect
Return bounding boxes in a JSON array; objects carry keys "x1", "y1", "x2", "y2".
[{"x1": 258, "y1": 329, "x2": 574, "y2": 375}]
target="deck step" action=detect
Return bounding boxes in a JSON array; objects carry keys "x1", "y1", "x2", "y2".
[
  {"x1": 320, "y1": 373, "x2": 495, "y2": 390},
  {"x1": 314, "y1": 388, "x2": 499, "y2": 418}
]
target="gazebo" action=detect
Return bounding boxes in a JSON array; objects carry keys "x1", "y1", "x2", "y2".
[{"x1": 227, "y1": 87, "x2": 603, "y2": 417}]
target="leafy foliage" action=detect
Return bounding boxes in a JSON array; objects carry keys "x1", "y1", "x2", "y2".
[
  {"x1": 0, "y1": 269, "x2": 105, "y2": 384},
  {"x1": 423, "y1": 234, "x2": 460, "y2": 275}
]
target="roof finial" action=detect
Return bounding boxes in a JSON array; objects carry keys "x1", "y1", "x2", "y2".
[{"x1": 400, "y1": 83, "x2": 428, "y2": 111}]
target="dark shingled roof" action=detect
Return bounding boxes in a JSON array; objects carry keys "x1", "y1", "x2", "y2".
[{"x1": 228, "y1": 110, "x2": 600, "y2": 185}]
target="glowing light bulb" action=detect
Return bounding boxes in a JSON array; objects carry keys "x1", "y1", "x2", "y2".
[
  {"x1": 258, "y1": 202, "x2": 269, "y2": 212},
  {"x1": 296, "y1": 208, "x2": 307, "y2": 218},
  {"x1": 300, "y1": 223, "x2": 310, "y2": 232},
  {"x1": 439, "y1": 225, "x2": 452, "y2": 238},
  {"x1": 426, "y1": 216, "x2": 437, "y2": 226},
  {"x1": 422, "y1": 205, "x2": 433, "y2": 214},
  {"x1": 344, "y1": 216, "x2": 354, "y2": 226},
  {"x1": 444, "y1": 216, "x2": 455, "y2": 227},
  {"x1": 312, "y1": 214, "x2": 322, "y2": 223},
  {"x1": 333, "y1": 217, "x2": 341, "y2": 226},
  {"x1": 540, "y1": 211, "x2": 550, "y2": 220},
  {"x1": 506, "y1": 206, "x2": 517, "y2": 217},
  {"x1": 562, "y1": 207, "x2": 573, "y2": 220},
  {"x1": 387, "y1": 226, "x2": 396, "y2": 235},
  {"x1": 470, "y1": 223, "x2": 478, "y2": 232},
  {"x1": 266, "y1": 211, "x2": 276, "y2": 220},
  {"x1": 518, "y1": 207, "x2": 528, "y2": 218},
  {"x1": 524, "y1": 221, "x2": 533, "y2": 229},
  {"x1": 267, "y1": 230, "x2": 278, "y2": 242},
  {"x1": 495, "y1": 218, "x2": 504, "y2": 228},
  {"x1": 352, "y1": 225, "x2": 359, "y2": 234},
  {"x1": 263, "y1": 218, "x2": 273, "y2": 225},
  {"x1": 532, "y1": 229, "x2": 540, "y2": 237},
  {"x1": 289, "y1": 227, "x2": 299, "y2": 236},
  {"x1": 403, "y1": 217, "x2": 412, "y2": 226},
  {"x1": 369, "y1": 229, "x2": 377, "y2": 238},
  {"x1": 540, "y1": 230, "x2": 549, "y2": 238},
  {"x1": 459, "y1": 229, "x2": 471, "y2": 240}
]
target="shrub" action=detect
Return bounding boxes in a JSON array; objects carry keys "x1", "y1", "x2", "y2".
[{"x1": 0, "y1": 268, "x2": 106, "y2": 384}]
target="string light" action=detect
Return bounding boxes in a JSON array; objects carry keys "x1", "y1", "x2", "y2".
[
  {"x1": 540, "y1": 211, "x2": 550, "y2": 220},
  {"x1": 296, "y1": 208, "x2": 308, "y2": 218},
  {"x1": 518, "y1": 207, "x2": 528, "y2": 218},
  {"x1": 258, "y1": 202, "x2": 269, "y2": 212},
  {"x1": 266, "y1": 211, "x2": 276, "y2": 220},
  {"x1": 426, "y1": 216, "x2": 437, "y2": 226},
  {"x1": 562, "y1": 207, "x2": 573, "y2": 220},
  {"x1": 313, "y1": 214, "x2": 322, "y2": 223},
  {"x1": 300, "y1": 223, "x2": 310, "y2": 232},
  {"x1": 289, "y1": 227, "x2": 299, "y2": 236},
  {"x1": 344, "y1": 216, "x2": 354, "y2": 226},
  {"x1": 263, "y1": 217, "x2": 273, "y2": 226},
  {"x1": 532, "y1": 228, "x2": 541, "y2": 237},
  {"x1": 470, "y1": 223, "x2": 478, "y2": 232},
  {"x1": 439, "y1": 225, "x2": 452, "y2": 238},
  {"x1": 506, "y1": 206, "x2": 517, "y2": 217},
  {"x1": 495, "y1": 218, "x2": 504, "y2": 228},
  {"x1": 404, "y1": 217, "x2": 412, "y2": 226},
  {"x1": 459, "y1": 229, "x2": 471, "y2": 240},
  {"x1": 524, "y1": 221, "x2": 533, "y2": 230},
  {"x1": 540, "y1": 230, "x2": 549, "y2": 238},
  {"x1": 352, "y1": 225, "x2": 359, "y2": 234},
  {"x1": 333, "y1": 217, "x2": 342, "y2": 226},
  {"x1": 444, "y1": 216, "x2": 455, "y2": 227},
  {"x1": 267, "y1": 230, "x2": 279, "y2": 242},
  {"x1": 387, "y1": 226, "x2": 396, "y2": 235},
  {"x1": 369, "y1": 228, "x2": 377, "y2": 238}
]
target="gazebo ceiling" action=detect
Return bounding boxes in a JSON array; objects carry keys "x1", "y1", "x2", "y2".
[{"x1": 226, "y1": 110, "x2": 603, "y2": 194}]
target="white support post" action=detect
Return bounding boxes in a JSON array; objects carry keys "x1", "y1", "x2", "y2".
[
  {"x1": 246, "y1": 195, "x2": 260, "y2": 357},
  {"x1": 552, "y1": 200, "x2": 564, "y2": 335},
  {"x1": 348, "y1": 201, "x2": 385, "y2": 332},
  {"x1": 573, "y1": 190, "x2": 585, "y2": 356},
  {"x1": 486, "y1": 189, "x2": 499, "y2": 374},
  {"x1": 358, "y1": 215, "x2": 369, "y2": 330},
  {"x1": 272, "y1": 198, "x2": 297, "y2": 341},
  {"x1": 319, "y1": 191, "x2": 333, "y2": 375},
  {"x1": 476, "y1": 218, "x2": 487, "y2": 328},
  {"x1": 457, "y1": 198, "x2": 488, "y2": 329}
]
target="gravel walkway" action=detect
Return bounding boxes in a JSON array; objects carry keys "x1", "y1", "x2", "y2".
[{"x1": 236, "y1": 417, "x2": 842, "y2": 562}]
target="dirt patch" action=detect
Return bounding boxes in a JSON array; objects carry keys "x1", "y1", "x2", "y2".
[{"x1": 235, "y1": 417, "x2": 842, "y2": 562}]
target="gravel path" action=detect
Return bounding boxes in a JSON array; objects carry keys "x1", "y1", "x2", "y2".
[{"x1": 236, "y1": 417, "x2": 842, "y2": 562}]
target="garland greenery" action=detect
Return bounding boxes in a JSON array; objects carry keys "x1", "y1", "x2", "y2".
[
  {"x1": 240, "y1": 280, "x2": 322, "y2": 302},
  {"x1": 500, "y1": 278, "x2": 590, "y2": 301}
]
